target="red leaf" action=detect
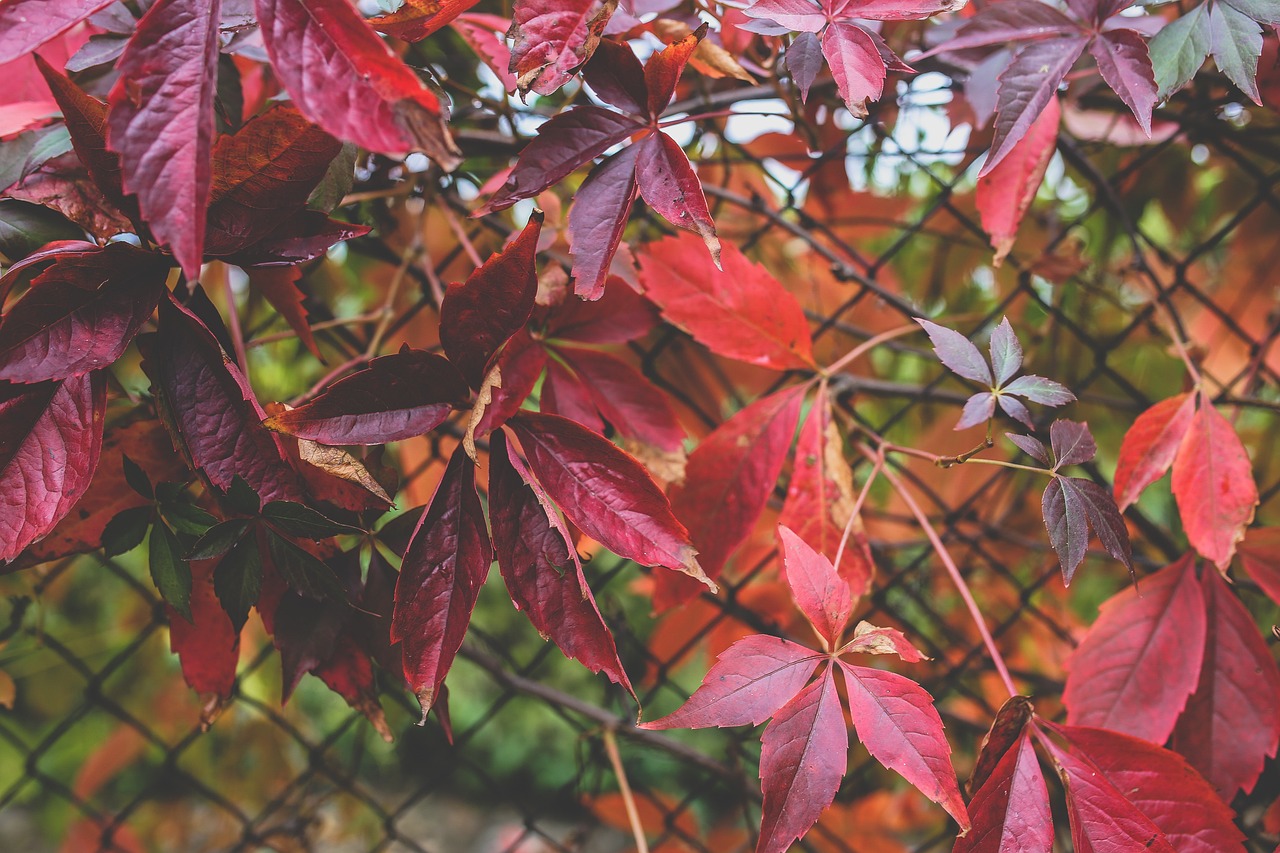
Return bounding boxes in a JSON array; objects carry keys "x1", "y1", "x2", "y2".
[
  {"x1": 954, "y1": 732, "x2": 1052, "y2": 853},
  {"x1": 0, "y1": 0, "x2": 115, "y2": 65},
  {"x1": 222, "y1": 209, "x2": 369, "y2": 266},
  {"x1": 743, "y1": 0, "x2": 826, "y2": 32},
  {"x1": 541, "y1": 357, "x2": 604, "y2": 440},
  {"x1": 976, "y1": 94, "x2": 1060, "y2": 266},
  {"x1": 452, "y1": 13, "x2": 518, "y2": 93},
  {"x1": 168, "y1": 559, "x2": 240, "y2": 716},
  {"x1": 834, "y1": 0, "x2": 965, "y2": 20},
  {"x1": 639, "y1": 635, "x2": 821, "y2": 729},
  {"x1": 246, "y1": 266, "x2": 321, "y2": 361},
  {"x1": 439, "y1": 211, "x2": 544, "y2": 388},
  {"x1": 506, "y1": 411, "x2": 711, "y2": 586},
  {"x1": 264, "y1": 349, "x2": 469, "y2": 445},
  {"x1": 370, "y1": 0, "x2": 480, "y2": 42},
  {"x1": 0, "y1": 243, "x2": 170, "y2": 383},
  {"x1": 1172, "y1": 567, "x2": 1280, "y2": 799},
  {"x1": 1063, "y1": 555, "x2": 1204, "y2": 742},
  {"x1": 821, "y1": 23, "x2": 888, "y2": 118},
  {"x1": 658, "y1": 387, "x2": 804, "y2": 608},
  {"x1": 489, "y1": 431, "x2": 634, "y2": 695},
  {"x1": 477, "y1": 107, "x2": 645, "y2": 215},
  {"x1": 472, "y1": 328, "x2": 547, "y2": 437},
  {"x1": 1113, "y1": 392, "x2": 1195, "y2": 511},
  {"x1": 0, "y1": 372, "x2": 105, "y2": 563},
  {"x1": 106, "y1": 0, "x2": 221, "y2": 279},
  {"x1": 778, "y1": 525, "x2": 851, "y2": 647},
  {"x1": 644, "y1": 26, "x2": 703, "y2": 117},
  {"x1": 569, "y1": 142, "x2": 640, "y2": 300},
  {"x1": 779, "y1": 385, "x2": 872, "y2": 591},
  {"x1": 313, "y1": 635, "x2": 393, "y2": 741},
  {"x1": 983, "y1": 37, "x2": 1090, "y2": 176},
  {"x1": 544, "y1": 278, "x2": 658, "y2": 343},
  {"x1": 390, "y1": 446, "x2": 491, "y2": 717},
  {"x1": 142, "y1": 293, "x2": 308, "y2": 503},
  {"x1": 637, "y1": 233, "x2": 815, "y2": 370},
  {"x1": 553, "y1": 347, "x2": 683, "y2": 451},
  {"x1": 757, "y1": 668, "x2": 848, "y2": 853},
  {"x1": 255, "y1": 0, "x2": 461, "y2": 166},
  {"x1": 204, "y1": 103, "x2": 342, "y2": 257},
  {"x1": 923, "y1": 0, "x2": 1081, "y2": 61},
  {"x1": 582, "y1": 38, "x2": 648, "y2": 116},
  {"x1": 968, "y1": 695, "x2": 1036, "y2": 795},
  {"x1": 1238, "y1": 527, "x2": 1280, "y2": 606},
  {"x1": 841, "y1": 621, "x2": 927, "y2": 662},
  {"x1": 1090, "y1": 28, "x2": 1157, "y2": 135},
  {"x1": 1039, "y1": 729, "x2": 1176, "y2": 853},
  {"x1": 1059, "y1": 725, "x2": 1246, "y2": 853},
  {"x1": 839, "y1": 662, "x2": 968, "y2": 827},
  {"x1": 507, "y1": 0, "x2": 617, "y2": 96},
  {"x1": 1171, "y1": 396, "x2": 1258, "y2": 568},
  {"x1": 633, "y1": 131, "x2": 720, "y2": 265}
]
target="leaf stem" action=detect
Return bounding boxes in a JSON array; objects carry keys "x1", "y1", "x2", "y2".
[
  {"x1": 833, "y1": 449, "x2": 882, "y2": 575},
  {"x1": 820, "y1": 323, "x2": 922, "y2": 379},
  {"x1": 603, "y1": 728, "x2": 650, "y2": 853}
]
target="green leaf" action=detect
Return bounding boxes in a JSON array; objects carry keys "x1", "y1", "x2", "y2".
[
  {"x1": 1222, "y1": 0, "x2": 1280, "y2": 26},
  {"x1": 101, "y1": 506, "x2": 153, "y2": 557},
  {"x1": 262, "y1": 501, "x2": 362, "y2": 539},
  {"x1": 225, "y1": 476, "x2": 262, "y2": 516},
  {"x1": 1149, "y1": 5, "x2": 1211, "y2": 98},
  {"x1": 266, "y1": 532, "x2": 347, "y2": 602},
  {"x1": 121, "y1": 454, "x2": 154, "y2": 500},
  {"x1": 159, "y1": 498, "x2": 218, "y2": 536},
  {"x1": 1208, "y1": 0, "x2": 1263, "y2": 103},
  {"x1": 149, "y1": 522, "x2": 193, "y2": 620},
  {"x1": 307, "y1": 142, "x2": 358, "y2": 213},
  {"x1": 0, "y1": 125, "x2": 72, "y2": 195},
  {"x1": 214, "y1": 537, "x2": 262, "y2": 633},
  {"x1": 0, "y1": 200, "x2": 84, "y2": 263},
  {"x1": 188, "y1": 519, "x2": 251, "y2": 560}
]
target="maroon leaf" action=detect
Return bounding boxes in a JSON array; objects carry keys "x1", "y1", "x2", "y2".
[
  {"x1": 542, "y1": 355, "x2": 602, "y2": 433},
  {"x1": 1060, "y1": 725, "x2": 1247, "y2": 853},
  {"x1": 255, "y1": 0, "x2": 461, "y2": 167},
  {"x1": 785, "y1": 32, "x2": 824, "y2": 100},
  {"x1": 1064, "y1": 555, "x2": 1205, "y2": 742},
  {"x1": 633, "y1": 131, "x2": 720, "y2": 266},
  {"x1": 204, "y1": 103, "x2": 342, "y2": 257},
  {"x1": 658, "y1": 387, "x2": 804, "y2": 607},
  {"x1": 916, "y1": 319, "x2": 992, "y2": 385},
  {"x1": 142, "y1": 293, "x2": 308, "y2": 503},
  {"x1": 222, "y1": 209, "x2": 369, "y2": 266},
  {"x1": 390, "y1": 446, "x2": 491, "y2": 718},
  {"x1": 439, "y1": 211, "x2": 543, "y2": 388},
  {"x1": 757, "y1": 669, "x2": 848, "y2": 853},
  {"x1": 1172, "y1": 566, "x2": 1280, "y2": 799},
  {"x1": 507, "y1": 0, "x2": 617, "y2": 96},
  {"x1": 1042, "y1": 472, "x2": 1135, "y2": 582},
  {"x1": 489, "y1": 430, "x2": 634, "y2": 696},
  {"x1": 777, "y1": 525, "x2": 851, "y2": 647},
  {"x1": 839, "y1": 662, "x2": 969, "y2": 828},
  {"x1": 639, "y1": 635, "x2": 821, "y2": 729},
  {"x1": 1001, "y1": 374, "x2": 1075, "y2": 406},
  {"x1": 0, "y1": 372, "x2": 105, "y2": 563},
  {"x1": 822, "y1": 23, "x2": 888, "y2": 117},
  {"x1": 1049, "y1": 419, "x2": 1096, "y2": 468},
  {"x1": 472, "y1": 328, "x2": 546, "y2": 437},
  {"x1": 1006, "y1": 433, "x2": 1050, "y2": 464},
  {"x1": 968, "y1": 695, "x2": 1036, "y2": 796},
  {"x1": 987, "y1": 318, "x2": 1023, "y2": 386},
  {"x1": 568, "y1": 143, "x2": 640, "y2": 300},
  {"x1": 106, "y1": 0, "x2": 221, "y2": 279},
  {"x1": 582, "y1": 37, "x2": 648, "y2": 116},
  {"x1": 0, "y1": 243, "x2": 170, "y2": 383},
  {"x1": 477, "y1": 107, "x2": 645, "y2": 215},
  {"x1": 638, "y1": 233, "x2": 815, "y2": 370},
  {"x1": 984, "y1": 37, "x2": 1090, "y2": 176},
  {"x1": 264, "y1": 349, "x2": 469, "y2": 445},
  {"x1": 1171, "y1": 396, "x2": 1258, "y2": 568},
  {"x1": 924, "y1": 0, "x2": 1081, "y2": 55},
  {"x1": 1113, "y1": 392, "x2": 1195, "y2": 511},
  {"x1": 551, "y1": 346, "x2": 684, "y2": 451},
  {"x1": 1090, "y1": 28, "x2": 1157, "y2": 135},
  {"x1": 0, "y1": 0, "x2": 115, "y2": 65},
  {"x1": 506, "y1": 410, "x2": 711, "y2": 586},
  {"x1": 953, "y1": 732, "x2": 1052, "y2": 853},
  {"x1": 1065, "y1": 478, "x2": 1132, "y2": 569},
  {"x1": 544, "y1": 279, "x2": 658, "y2": 344}
]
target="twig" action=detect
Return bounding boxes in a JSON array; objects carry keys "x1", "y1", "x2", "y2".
[{"x1": 603, "y1": 729, "x2": 649, "y2": 853}]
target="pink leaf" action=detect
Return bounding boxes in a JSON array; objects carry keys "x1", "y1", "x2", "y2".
[
  {"x1": 1113, "y1": 392, "x2": 1195, "y2": 511},
  {"x1": 264, "y1": 349, "x2": 469, "y2": 445},
  {"x1": 976, "y1": 94, "x2": 1060, "y2": 265},
  {"x1": 638, "y1": 634, "x2": 820, "y2": 729},
  {"x1": 953, "y1": 732, "x2": 1052, "y2": 853},
  {"x1": 0, "y1": 243, "x2": 170, "y2": 383},
  {"x1": 452, "y1": 13, "x2": 518, "y2": 93},
  {"x1": 638, "y1": 233, "x2": 815, "y2": 370},
  {"x1": 255, "y1": 0, "x2": 460, "y2": 166},
  {"x1": 1171, "y1": 396, "x2": 1258, "y2": 568},
  {"x1": 507, "y1": 411, "x2": 711, "y2": 586},
  {"x1": 489, "y1": 430, "x2": 634, "y2": 696},
  {"x1": 841, "y1": 622, "x2": 928, "y2": 662},
  {"x1": 778, "y1": 524, "x2": 852, "y2": 646},
  {"x1": 569, "y1": 142, "x2": 640, "y2": 300},
  {"x1": 1172, "y1": 567, "x2": 1280, "y2": 799},
  {"x1": 0, "y1": 372, "x2": 105, "y2": 563},
  {"x1": 0, "y1": 0, "x2": 115, "y2": 65},
  {"x1": 508, "y1": 0, "x2": 617, "y2": 96},
  {"x1": 832, "y1": 0, "x2": 965, "y2": 20},
  {"x1": 839, "y1": 662, "x2": 969, "y2": 828},
  {"x1": 923, "y1": 0, "x2": 1080, "y2": 55},
  {"x1": 821, "y1": 23, "x2": 888, "y2": 118},
  {"x1": 983, "y1": 37, "x2": 1090, "y2": 176},
  {"x1": 391, "y1": 446, "x2": 492, "y2": 718},
  {"x1": 633, "y1": 131, "x2": 720, "y2": 265},
  {"x1": 1063, "y1": 555, "x2": 1205, "y2": 742},
  {"x1": 757, "y1": 668, "x2": 848, "y2": 853},
  {"x1": 744, "y1": 0, "x2": 827, "y2": 33}
]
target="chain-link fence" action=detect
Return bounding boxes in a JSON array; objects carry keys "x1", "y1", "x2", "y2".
[{"x1": 3, "y1": 55, "x2": 1280, "y2": 853}]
